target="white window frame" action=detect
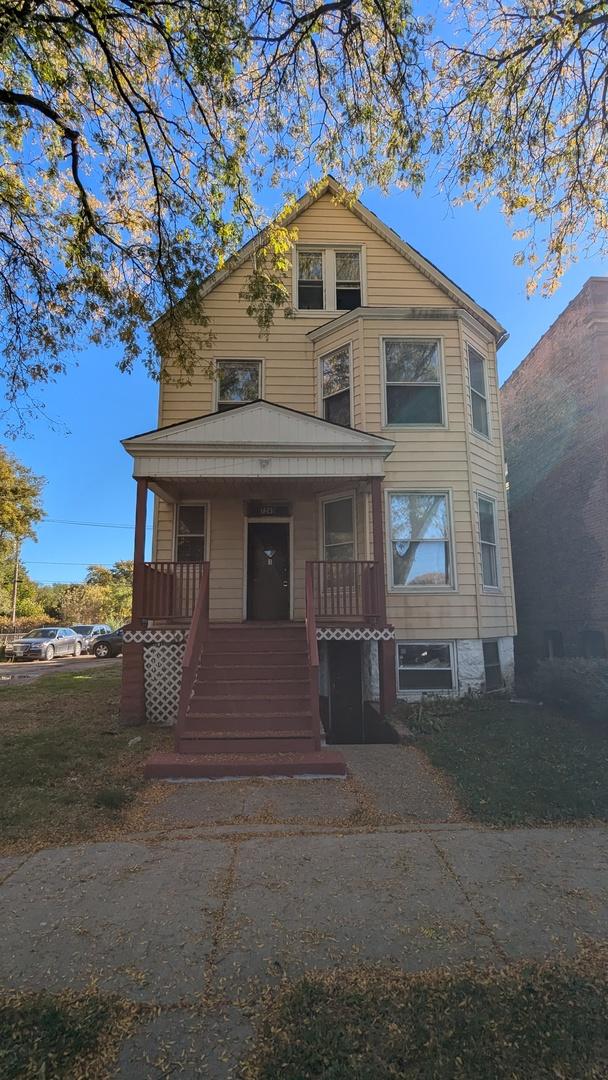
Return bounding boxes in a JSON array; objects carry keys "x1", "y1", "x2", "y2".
[
  {"x1": 385, "y1": 488, "x2": 456, "y2": 593},
  {"x1": 380, "y1": 336, "x2": 447, "y2": 429},
  {"x1": 293, "y1": 245, "x2": 365, "y2": 313},
  {"x1": 396, "y1": 640, "x2": 456, "y2": 696},
  {"x1": 213, "y1": 358, "x2": 263, "y2": 411},
  {"x1": 467, "y1": 343, "x2": 491, "y2": 441},
  {"x1": 173, "y1": 502, "x2": 210, "y2": 562},
  {"x1": 319, "y1": 491, "x2": 357, "y2": 561},
  {"x1": 477, "y1": 492, "x2": 501, "y2": 591},
  {"x1": 319, "y1": 343, "x2": 354, "y2": 427}
]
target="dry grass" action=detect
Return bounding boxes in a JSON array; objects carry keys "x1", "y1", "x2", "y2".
[
  {"x1": 242, "y1": 944, "x2": 608, "y2": 1079},
  {"x1": 0, "y1": 667, "x2": 171, "y2": 853}
]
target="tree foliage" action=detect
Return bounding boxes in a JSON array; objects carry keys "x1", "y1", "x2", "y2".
[
  {"x1": 0, "y1": 0, "x2": 606, "y2": 420},
  {"x1": 433, "y1": 0, "x2": 608, "y2": 294},
  {"x1": 0, "y1": 0, "x2": 427, "y2": 420},
  {"x1": 0, "y1": 445, "x2": 44, "y2": 546}
]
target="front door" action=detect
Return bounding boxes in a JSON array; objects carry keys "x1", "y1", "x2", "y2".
[{"x1": 246, "y1": 522, "x2": 290, "y2": 620}]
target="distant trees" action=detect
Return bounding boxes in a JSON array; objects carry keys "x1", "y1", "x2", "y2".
[{"x1": 35, "y1": 561, "x2": 134, "y2": 627}]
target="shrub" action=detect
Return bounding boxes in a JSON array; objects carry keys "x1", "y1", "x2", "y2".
[{"x1": 531, "y1": 658, "x2": 608, "y2": 724}]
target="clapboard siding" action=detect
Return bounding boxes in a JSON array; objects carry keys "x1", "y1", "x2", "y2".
[{"x1": 152, "y1": 192, "x2": 516, "y2": 640}]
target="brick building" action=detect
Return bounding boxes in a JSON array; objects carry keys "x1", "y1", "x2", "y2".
[{"x1": 501, "y1": 277, "x2": 608, "y2": 674}]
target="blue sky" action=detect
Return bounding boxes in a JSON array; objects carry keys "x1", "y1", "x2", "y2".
[{"x1": 10, "y1": 182, "x2": 607, "y2": 585}]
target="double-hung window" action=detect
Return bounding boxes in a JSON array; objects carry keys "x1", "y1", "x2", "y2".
[
  {"x1": 176, "y1": 506, "x2": 206, "y2": 562},
  {"x1": 216, "y1": 360, "x2": 261, "y2": 411},
  {"x1": 321, "y1": 345, "x2": 351, "y2": 426},
  {"x1": 296, "y1": 248, "x2": 362, "y2": 311},
  {"x1": 478, "y1": 494, "x2": 499, "y2": 588},
  {"x1": 468, "y1": 344, "x2": 490, "y2": 437},
  {"x1": 388, "y1": 492, "x2": 451, "y2": 587},
  {"x1": 384, "y1": 339, "x2": 443, "y2": 425},
  {"x1": 398, "y1": 642, "x2": 453, "y2": 692},
  {"x1": 323, "y1": 497, "x2": 355, "y2": 561}
]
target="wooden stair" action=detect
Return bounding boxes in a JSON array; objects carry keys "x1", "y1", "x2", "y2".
[{"x1": 144, "y1": 623, "x2": 347, "y2": 779}]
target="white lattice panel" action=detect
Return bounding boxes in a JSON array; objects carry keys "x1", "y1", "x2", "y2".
[
  {"x1": 143, "y1": 643, "x2": 185, "y2": 725},
  {"x1": 316, "y1": 627, "x2": 395, "y2": 641}
]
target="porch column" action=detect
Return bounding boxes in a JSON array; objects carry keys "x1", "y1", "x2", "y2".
[
  {"x1": 120, "y1": 477, "x2": 148, "y2": 727},
  {"x1": 131, "y1": 477, "x2": 148, "y2": 626},
  {"x1": 370, "y1": 476, "x2": 397, "y2": 715}
]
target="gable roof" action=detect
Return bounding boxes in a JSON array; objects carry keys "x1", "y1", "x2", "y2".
[
  {"x1": 123, "y1": 399, "x2": 395, "y2": 456},
  {"x1": 160, "y1": 176, "x2": 507, "y2": 345}
]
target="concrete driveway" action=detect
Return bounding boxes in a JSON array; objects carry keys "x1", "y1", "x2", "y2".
[
  {"x1": 1, "y1": 819, "x2": 607, "y2": 1078},
  {"x1": 0, "y1": 654, "x2": 121, "y2": 687}
]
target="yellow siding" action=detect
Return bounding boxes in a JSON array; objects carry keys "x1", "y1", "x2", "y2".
[{"x1": 154, "y1": 193, "x2": 516, "y2": 641}]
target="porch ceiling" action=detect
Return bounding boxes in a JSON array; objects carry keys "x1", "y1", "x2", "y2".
[{"x1": 149, "y1": 476, "x2": 373, "y2": 502}]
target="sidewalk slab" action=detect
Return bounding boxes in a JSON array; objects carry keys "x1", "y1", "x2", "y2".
[
  {"x1": 116, "y1": 1006, "x2": 252, "y2": 1080},
  {"x1": 216, "y1": 831, "x2": 497, "y2": 988},
  {"x1": 0, "y1": 840, "x2": 232, "y2": 1004},
  {"x1": 434, "y1": 826, "x2": 608, "y2": 957},
  {"x1": 343, "y1": 745, "x2": 461, "y2": 822}
]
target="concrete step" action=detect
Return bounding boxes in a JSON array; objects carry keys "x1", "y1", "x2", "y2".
[
  {"x1": 144, "y1": 749, "x2": 348, "y2": 780},
  {"x1": 178, "y1": 730, "x2": 316, "y2": 755}
]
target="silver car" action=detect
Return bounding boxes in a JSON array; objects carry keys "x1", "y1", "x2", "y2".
[{"x1": 10, "y1": 627, "x2": 83, "y2": 661}]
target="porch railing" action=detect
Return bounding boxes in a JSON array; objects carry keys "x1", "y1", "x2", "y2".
[
  {"x1": 140, "y1": 561, "x2": 205, "y2": 620},
  {"x1": 177, "y1": 562, "x2": 210, "y2": 731},
  {"x1": 305, "y1": 563, "x2": 322, "y2": 750},
  {"x1": 307, "y1": 560, "x2": 380, "y2": 623}
]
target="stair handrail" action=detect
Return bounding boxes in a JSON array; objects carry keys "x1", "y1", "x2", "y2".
[
  {"x1": 305, "y1": 561, "x2": 321, "y2": 750},
  {"x1": 177, "y1": 561, "x2": 210, "y2": 732}
]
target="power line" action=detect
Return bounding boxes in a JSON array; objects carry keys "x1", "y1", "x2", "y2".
[
  {"x1": 39, "y1": 518, "x2": 152, "y2": 530},
  {"x1": 24, "y1": 560, "x2": 117, "y2": 567}
]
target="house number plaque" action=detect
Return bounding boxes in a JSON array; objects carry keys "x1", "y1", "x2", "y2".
[{"x1": 247, "y1": 501, "x2": 291, "y2": 517}]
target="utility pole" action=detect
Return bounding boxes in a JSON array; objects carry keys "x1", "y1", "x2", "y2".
[{"x1": 10, "y1": 538, "x2": 20, "y2": 630}]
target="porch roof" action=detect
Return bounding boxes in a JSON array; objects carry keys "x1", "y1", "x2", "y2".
[{"x1": 122, "y1": 400, "x2": 394, "y2": 481}]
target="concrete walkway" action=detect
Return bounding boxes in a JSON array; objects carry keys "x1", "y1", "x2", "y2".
[{"x1": 1, "y1": 821, "x2": 607, "y2": 1078}]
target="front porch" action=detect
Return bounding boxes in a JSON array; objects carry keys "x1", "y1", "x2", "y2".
[{"x1": 120, "y1": 401, "x2": 397, "y2": 778}]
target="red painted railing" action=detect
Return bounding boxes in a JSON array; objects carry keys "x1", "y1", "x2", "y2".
[
  {"x1": 140, "y1": 561, "x2": 205, "y2": 620},
  {"x1": 176, "y1": 562, "x2": 210, "y2": 733},
  {"x1": 307, "y1": 560, "x2": 379, "y2": 622},
  {"x1": 305, "y1": 563, "x2": 322, "y2": 750}
]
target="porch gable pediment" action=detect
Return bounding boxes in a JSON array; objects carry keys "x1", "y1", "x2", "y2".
[{"x1": 123, "y1": 400, "x2": 394, "y2": 456}]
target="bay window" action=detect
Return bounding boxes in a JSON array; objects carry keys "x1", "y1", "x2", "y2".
[
  {"x1": 478, "y1": 494, "x2": 499, "y2": 588},
  {"x1": 321, "y1": 345, "x2": 351, "y2": 426},
  {"x1": 384, "y1": 339, "x2": 443, "y2": 425},
  {"x1": 468, "y1": 344, "x2": 490, "y2": 437},
  {"x1": 388, "y1": 492, "x2": 451, "y2": 587}
]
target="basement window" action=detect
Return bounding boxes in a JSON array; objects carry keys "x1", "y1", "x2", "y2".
[
  {"x1": 398, "y1": 642, "x2": 453, "y2": 691},
  {"x1": 483, "y1": 640, "x2": 503, "y2": 690},
  {"x1": 580, "y1": 630, "x2": 606, "y2": 659}
]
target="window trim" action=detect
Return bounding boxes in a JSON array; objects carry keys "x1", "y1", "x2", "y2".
[
  {"x1": 396, "y1": 640, "x2": 456, "y2": 696},
  {"x1": 319, "y1": 342, "x2": 354, "y2": 427},
  {"x1": 319, "y1": 491, "x2": 358, "y2": 561},
  {"x1": 293, "y1": 244, "x2": 366, "y2": 314},
  {"x1": 380, "y1": 336, "x2": 447, "y2": 429},
  {"x1": 173, "y1": 501, "x2": 210, "y2": 563},
  {"x1": 467, "y1": 342, "x2": 491, "y2": 441},
  {"x1": 476, "y1": 491, "x2": 501, "y2": 592},
  {"x1": 385, "y1": 487, "x2": 457, "y2": 593},
  {"x1": 213, "y1": 358, "x2": 264, "y2": 411}
]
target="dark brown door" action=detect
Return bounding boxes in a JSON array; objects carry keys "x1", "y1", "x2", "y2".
[
  {"x1": 246, "y1": 522, "x2": 290, "y2": 620},
  {"x1": 328, "y1": 641, "x2": 364, "y2": 743}
]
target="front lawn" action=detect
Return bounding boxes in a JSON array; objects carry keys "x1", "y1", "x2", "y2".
[
  {"x1": 0, "y1": 989, "x2": 138, "y2": 1079},
  {"x1": 419, "y1": 698, "x2": 608, "y2": 825},
  {"x1": 0, "y1": 667, "x2": 170, "y2": 851},
  {"x1": 243, "y1": 947, "x2": 608, "y2": 1080}
]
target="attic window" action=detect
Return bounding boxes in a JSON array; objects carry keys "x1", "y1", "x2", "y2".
[{"x1": 296, "y1": 247, "x2": 363, "y2": 311}]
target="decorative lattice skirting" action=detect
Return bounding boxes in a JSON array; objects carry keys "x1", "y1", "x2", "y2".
[
  {"x1": 124, "y1": 628, "x2": 187, "y2": 644},
  {"x1": 143, "y1": 643, "x2": 185, "y2": 725},
  {"x1": 316, "y1": 627, "x2": 395, "y2": 641}
]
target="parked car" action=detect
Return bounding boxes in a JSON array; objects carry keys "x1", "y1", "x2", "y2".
[
  {"x1": 93, "y1": 627, "x2": 124, "y2": 659},
  {"x1": 71, "y1": 624, "x2": 112, "y2": 654},
  {"x1": 10, "y1": 627, "x2": 83, "y2": 661}
]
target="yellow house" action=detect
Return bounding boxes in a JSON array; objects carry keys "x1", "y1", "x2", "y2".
[{"x1": 120, "y1": 178, "x2": 516, "y2": 779}]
